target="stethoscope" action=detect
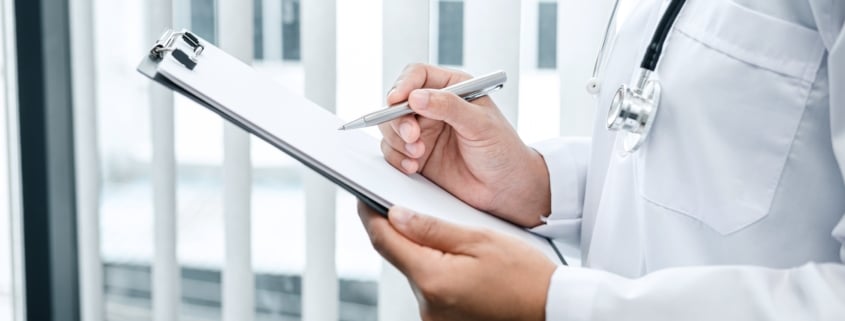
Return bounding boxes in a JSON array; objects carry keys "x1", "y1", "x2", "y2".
[{"x1": 587, "y1": 0, "x2": 688, "y2": 153}]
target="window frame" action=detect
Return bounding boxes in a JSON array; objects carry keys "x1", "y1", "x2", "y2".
[
  {"x1": 0, "y1": 0, "x2": 25, "y2": 319},
  {"x1": 13, "y1": 0, "x2": 80, "y2": 320}
]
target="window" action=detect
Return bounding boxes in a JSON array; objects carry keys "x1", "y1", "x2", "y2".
[
  {"x1": 253, "y1": 0, "x2": 300, "y2": 62},
  {"x1": 253, "y1": 0, "x2": 263, "y2": 60},
  {"x1": 191, "y1": 0, "x2": 216, "y2": 42},
  {"x1": 97, "y1": 0, "x2": 380, "y2": 319},
  {"x1": 437, "y1": 0, "x2": 464, "y2": 66},
  {"x1": 537, "y1": 2, "x2": 557, "y2": 69},
  {"x1": 281, "y1": 0, "x2": 300, "y2": 61},
  {"x1": 10, "y1": 0, "x2": 643, "y2": 319}
]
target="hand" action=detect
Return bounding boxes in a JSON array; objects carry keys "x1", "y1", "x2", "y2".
[
  {"x1": 380, "y1": 64, "x2": 552, "y2": 227},
  {"x1": 358, "y1": 202, "x2": 556, "y2": 321}
]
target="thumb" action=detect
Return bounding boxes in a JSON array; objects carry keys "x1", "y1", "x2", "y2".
[
  {"x1": 388, "y1": 206, "x2": 484, "y2": 254},
  {"x1": 407, "y1": 89, "x2": 489, "y2": 138}
]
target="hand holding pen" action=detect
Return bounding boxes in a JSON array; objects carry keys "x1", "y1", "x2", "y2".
[
  {"x1": 353, "y1": 64, "x2": 552, "y2": 228},
  {"x1": 339, "y1": 70, "x2": 507, "y2": 130}
]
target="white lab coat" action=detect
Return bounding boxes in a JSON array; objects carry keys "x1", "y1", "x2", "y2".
[{"x1": 529, "y1": 0, "x2": 845, "y2": 319}]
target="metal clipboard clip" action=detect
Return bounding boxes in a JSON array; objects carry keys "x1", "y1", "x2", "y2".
[{"x1": 149, "y1": 29, "x2": 204, "y2": 70}]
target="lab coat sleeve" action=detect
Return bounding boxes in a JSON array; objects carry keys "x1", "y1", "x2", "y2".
[
  {"x1": 544, "y1": 21, "x2": 845, "y2": 321},
  {"x1": 545, "y1": 262, "x2": 845, "y2": 321},
  {"x1": 527, "y1": 137, "x2": 591, "y2": 240}
]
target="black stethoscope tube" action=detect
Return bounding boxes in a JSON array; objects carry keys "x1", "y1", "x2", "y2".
[{"x1": 641, "y1": 0, "x2": 688, "y2": 71}]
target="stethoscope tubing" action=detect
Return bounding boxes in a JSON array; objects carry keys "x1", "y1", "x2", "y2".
[
  {"x1": 592, "y1": 0, "x2": 689, "y2": 82},
  {"x1": 591, "y1": 0, "x2": 624, "y2": 82},
  {"x1": 640, "y1": 0, "x2": 688, "y2": 71}
]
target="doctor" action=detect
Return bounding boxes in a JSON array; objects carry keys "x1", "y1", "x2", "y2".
[{"x1": 358, "y1": 0, "x2": 845, "y2": 320}]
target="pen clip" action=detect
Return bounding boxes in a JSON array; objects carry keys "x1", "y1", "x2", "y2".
[{"x1": 462, "y1": 84, "x2": 504, "y2": 102}]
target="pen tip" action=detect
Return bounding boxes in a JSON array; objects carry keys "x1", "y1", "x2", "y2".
[{"x1": 337, "y1": 125, "x2": 346, "y2": 131}]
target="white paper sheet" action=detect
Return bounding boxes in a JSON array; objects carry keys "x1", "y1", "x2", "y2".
[{"x1": 145, "y1": 36, "x2": 561, "y2": 262}]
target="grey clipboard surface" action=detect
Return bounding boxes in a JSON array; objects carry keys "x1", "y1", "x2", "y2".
[{"x1": 138, "y1": 29, "x2": 566, "y2": 265}]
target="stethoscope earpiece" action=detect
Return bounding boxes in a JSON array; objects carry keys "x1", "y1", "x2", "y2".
[{"x1": 586, "y1": 78, "x2": 601, "y2": 95}]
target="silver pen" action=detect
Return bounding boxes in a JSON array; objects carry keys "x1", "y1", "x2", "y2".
[{"x1": 339, "y1": 70, "x2": 507, "y2": 130}]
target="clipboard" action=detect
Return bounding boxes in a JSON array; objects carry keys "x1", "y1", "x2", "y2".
[{"x1": 138, "y1": 29, "x2": 566, "y2": 265}]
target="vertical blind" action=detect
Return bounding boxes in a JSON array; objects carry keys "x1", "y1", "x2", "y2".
[{"x1": 64, "y1": 0, "x2": 614, "y2": 320}]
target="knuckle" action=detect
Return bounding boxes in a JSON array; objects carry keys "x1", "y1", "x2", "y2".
[
  {"x1": 398, "y1": 63, "x2": 427, "y2": 83},
  {"x1": 405, "y1": 62, "x2": 427, "y2": 73},
  {"x1": 455, "y1": 70, "x2": 473, "y2": 82},
  {"x1": 380, "y1": 139, "x2": 391, "y2": 155},
  {"x1": 381, "y1": 138, "x2": 405, "y2": 158},
  {"x1": 394, "y1": 63, "x2": 428, "y2": 89},
  {"x1": 381, "y1": 141, "x2": 400, "y2": 161}
]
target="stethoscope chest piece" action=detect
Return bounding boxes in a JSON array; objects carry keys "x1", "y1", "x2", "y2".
[
  {"x1": 606, "y1": 71, "x2": 662, "y2": 153},
  {"x1": 592, "y1": 0, "x2": 687, "y2": 154}
]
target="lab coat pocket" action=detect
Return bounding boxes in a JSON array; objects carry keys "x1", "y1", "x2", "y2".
[{"x1": 636, "y1": 0, "x2": 826, "y2": 235}]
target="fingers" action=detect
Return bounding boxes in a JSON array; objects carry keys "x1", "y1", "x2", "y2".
[
  {"x1": 407, "y1": 89, "x2": 489, "y2": 139},
  {"x1": 357, "y1": 202, "x2": 439, "y2": 278},
  {"x1": 383, "y1": 63, "x2": 467, "y2": 144},
  {"x1": 380, "y1": 124, "x2": 425, "y2": 157},
  {"x1": 388, "y1": 207, "x2": 486, "y2": 254},
  {"x1": 388, "y1": 63, "x2": 471, "y2": 105},
  {"x1": 379, "y1": 113, "x2": 422, "y2": 147},
  {"x1": 381, "y1": 140, "x2": 419, "y2": 173},
  {"x1": 388, "y1": 114, "x2": 420, "y2": 143},
  {"x1": 378, "y1": 114, "x2": 425, "y2": 172}
]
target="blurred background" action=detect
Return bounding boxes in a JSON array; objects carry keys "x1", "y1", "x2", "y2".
[
  {"x1": 96, "y1": 0, "x2": 558, "y2": 319},
  {"x1": 0, "y1": 0, "x2": 637, "y2": 320}
]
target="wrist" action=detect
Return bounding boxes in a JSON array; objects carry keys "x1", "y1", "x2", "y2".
[
  {"x1": 528, "y1": 257, "x2": 557, "y2": 321},
  {"x1": 524, "y1": 147, "x2": 552, "y2": 219},
  {"x1": 530, "y1": 148, "x2": 553, "y2": 217},
  {"x1": 488, "y1": 146, "x2": 552, "y2": 227}
]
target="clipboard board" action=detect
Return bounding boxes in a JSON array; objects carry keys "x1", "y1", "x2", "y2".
[{"x1": 138, "y1": 29, "x2": 566, "y2": 265}]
